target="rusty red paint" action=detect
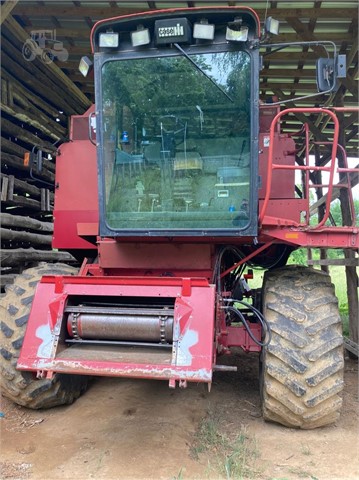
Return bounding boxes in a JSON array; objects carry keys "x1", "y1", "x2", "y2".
[{"x1": 18, "y1": 275, "x2": 216, "y2": 384}]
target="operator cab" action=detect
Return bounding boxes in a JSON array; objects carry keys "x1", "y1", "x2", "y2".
[{"x1": 91, "y1": 8, "x2": 260, "y2": 237}]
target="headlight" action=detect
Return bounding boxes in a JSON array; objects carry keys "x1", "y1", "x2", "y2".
[
  {"x1": 193, "y1": 21, "x2": 215, "y2": 40},
  {"x1": 79, "y1": 56, "x2": 93, "y2": 77},
  {"x1": 131, "y1": 27, "x2": 151, "y2": 47},
  {"x1": 226, "y1": 25, "x2": 248, "y2": 42},
  {"x1": 99, "y1": 32, "x2": 119, "y2": 48}
]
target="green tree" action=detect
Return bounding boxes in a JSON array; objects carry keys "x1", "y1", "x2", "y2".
[{"x1": 102, "y1": 51, "x2": 251, "y2": 138}]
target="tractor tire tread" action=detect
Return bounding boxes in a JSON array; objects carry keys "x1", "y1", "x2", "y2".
[
  {"x1": 261, "y1": 265, "x2": 344, "y2": 429},
  {"x1": 0, "y1": 263, "x2": 88, "y2": 409}
]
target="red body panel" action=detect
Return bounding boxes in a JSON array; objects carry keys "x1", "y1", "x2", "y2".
[
  {"x1": 53, "y1": 124, "x2": 98, "y2": 250},
  {"x1": 258, "y1": 133, "x2": 295, "y2": 201},
  {"x1": 98, "y1": 240, "x2": 213, "y2": 272}
]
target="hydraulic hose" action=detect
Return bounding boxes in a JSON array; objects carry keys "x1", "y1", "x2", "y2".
[{"x1": 224, "y1": 301, "x2": 272, "y2": 348}]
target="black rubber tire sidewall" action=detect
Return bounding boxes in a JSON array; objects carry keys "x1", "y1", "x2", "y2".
[{"x1": 1, "y1": 262, "x2": 88, "y2": 409}]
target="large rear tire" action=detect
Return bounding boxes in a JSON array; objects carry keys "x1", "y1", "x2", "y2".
[
  {"x1": 260, "y1": 265, "x2": 344, "y2": 429},
  {"x1": 0, "y1": 263, "x2": 88, "y2": 409}
]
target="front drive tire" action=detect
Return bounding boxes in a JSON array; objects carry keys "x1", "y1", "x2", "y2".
[
  {"x1": 261, "y1": 266, "x2": 344, "y2": 429},
  {"x1": 0, "y1": 263, "x2": 88, "y2": 409},
  {"x1": 22, "y1": 39, "x2": 36, "y2": 61}
]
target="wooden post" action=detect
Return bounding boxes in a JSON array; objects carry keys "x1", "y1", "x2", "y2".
[
  {"x1": 1, "y1": 176, "x2": 9, "y2": 201},
  {"x1": 336, "y1": 94, "x2": 358, "y2": 345},
  {"x1": 7, "y1": 175, "x2": 14, "y2": 201}
]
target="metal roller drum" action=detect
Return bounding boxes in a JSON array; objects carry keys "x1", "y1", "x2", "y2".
[{"x1": 67, "y1": 306, "x2": 174, "y2": 343}]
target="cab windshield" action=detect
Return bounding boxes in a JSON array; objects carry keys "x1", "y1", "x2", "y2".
[{"x1": 101, "y1": 51, "x2": 251, "y2": 232}]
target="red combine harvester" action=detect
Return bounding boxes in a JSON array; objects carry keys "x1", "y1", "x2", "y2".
[{"x1": 1, "y1": 6, "x2": 358, "y2": 429}]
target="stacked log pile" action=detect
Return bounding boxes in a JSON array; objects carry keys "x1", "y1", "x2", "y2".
[
  {"x1": 0, "y1": 213, "x2": 75, "y2": 291},
  {"x1": 1, "y1": 14, "x2": 91, "y2": 289}
]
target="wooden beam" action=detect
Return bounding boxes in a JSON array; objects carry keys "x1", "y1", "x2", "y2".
[
  {"x1": 0, "y1": 248, "x2": 76, "y2": 267},
  {"x1": 1, "y1": 176, "x2": 9, "y2": 202},
  {"x1": 1, "y1": 69, "x2": 64, "y2": 119},
  {"x1": 13, "y1": 5, "x2": 138, "y2": 17},
  {"x1": 261, "y1": 81, "x2": 318, "y2": 91},
  {"x1": 1, "y1": 117, "x2": 57, "y2": 153},
  {"x1": 23, "y1": 26, "x2": 91, "y2": 39},
  {"x1": 285, "y1": 17, "x2": 327, "y2": 57},
  {"x1": 1, "y1": 174, "x2": 54, "y2": 201},
  {"x1": 340, "y1": 75, "x2": 359, "y2": 102},
  {"x1": 1, "y1": 51, "x2": 77, "y2": 117},
  {"x1": 2, "y1": 194, "x2": 41, "y2": 210},
  {"x1": 336, "y1": 96, "x2": 359, "y2": 345},
  {"x1": 0, "y1": 0, "x2": 18, "y2": 25},
  {"x1": 260, "y1": 51, "x2": 324, "y2": 61},
  {"x1": 260, "y1": 69, "x2": 322, "y2": 79},
  {"x1": 334, "y1": 46, "x2": 359, "y2": 104},
  {"x1": 343, "y1": 112, "x2": 359, "y2": 129},
  {"x1": 1, "y1": 102, "x2": 61, "y2": 141},
  {"x1": 12, "y1": 6, "x2": 358, "y2": 19},
  {"x1": 57, "y1": 46, "x2": 92, "y2": 57},
  {"x1": 1, "y1": 137, "x2": 27, "y2": 157},
  {"x1": 10, "y1": 90, "x2": 67, "y2": 137},
  {"x1": 1, "y1": 152, "x2": 55, "y2": 183},
  {"x1": 1, "y1": 227, "x2": 52, "y2": 246},
  {"x1": 344, "y1": 337, "x2": 358, "y2": 357},
  {"x1": 0, "y1": 212, "x2": 53, "y2": 232},
  {"x1": 307, "y1": 258, "x2": 358, "y2": 267}
]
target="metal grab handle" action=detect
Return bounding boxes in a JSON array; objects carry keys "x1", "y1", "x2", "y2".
[{"x1": 88, "y1": 111, "x2": 97, "y2": 146}]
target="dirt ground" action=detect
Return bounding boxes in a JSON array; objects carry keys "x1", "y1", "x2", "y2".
[{"x1": 1, "y1": 352, "x2": 358, "y2": 480}]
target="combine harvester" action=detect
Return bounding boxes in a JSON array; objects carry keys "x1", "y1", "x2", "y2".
[{"x1": 1, "y1": 6, "x2": 358, "y2": 429}]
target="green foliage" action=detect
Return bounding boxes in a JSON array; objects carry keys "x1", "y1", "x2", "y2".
[
  {"x1": 288, "y1": 248, "x2": 307, "y2": 265},
  {"x1": 191, "y1": 410, "x2": 258, "y2": 479},
  {"x1": 324, "y1": 198, "x2": 359, "y2": 226},
  {"x1": 102, "y1": 51, "x2": 251, "y2": 139},
  {"x1": 288, "y1": 247, "x2": 347, "y2": 266},
  {"x1": 309, "y1": 198, "x2": 359, "y2": 227}
]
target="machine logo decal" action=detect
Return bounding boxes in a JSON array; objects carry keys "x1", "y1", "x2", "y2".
[{"x1": 158, "y1": 24, "x2": 184, "y2": 38}]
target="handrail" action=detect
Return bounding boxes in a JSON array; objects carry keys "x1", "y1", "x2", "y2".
[{"x1": 259, "y1": 108, "x2": 340, "y2": 228}]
